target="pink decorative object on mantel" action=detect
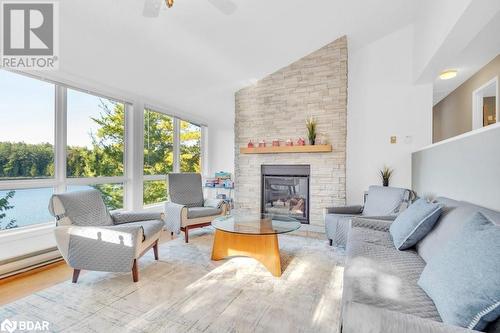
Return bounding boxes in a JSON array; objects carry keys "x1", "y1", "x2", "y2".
[
  {"x1": 286, "y1": 139, "x2": 293, "y2": 146},
  {"x1": 247, "y1": 140, "x2": 254, "y2": 148},
  {"x1": 297, "y1": 137, "x2": 305, "y2": 146},
  {"x1": 272, "y1": 139, "x2": 280, "y2": 147},
  {"x1": 258, "y1": 140, "x2": 266, "y2": 147}
]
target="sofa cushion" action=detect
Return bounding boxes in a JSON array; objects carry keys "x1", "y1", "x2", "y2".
[
  {"x1": 416, "y1": 197, "x2": 500, "y2": 263},
  {"x1": 389, "y1": 199, "x2": 443, "y2": 250},
  {"x1": 344, "y1": 227, "x2": 441, "y2": 322},
  {"x1": 362, "y1": 186, "x2": 408, "y2": 216},
  {"x1": 187, "y1": 207, "x2": 221, "y2": 219},
  {"x1": 418, "y1": 212, "x2": 500, "y2": 331}
]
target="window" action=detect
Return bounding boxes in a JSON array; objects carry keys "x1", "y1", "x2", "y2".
[
  {"x1": 0, "y1": 188, "x2": 54, "y2": 230},
  {"x1": 67, "y1": 89, "x2": 125, "y2": 178},
  {"x1": 143, "y1": 180, "x2": 167, "y2": 206},
  {"x1": 180, "y1": 120, "x2": 201, "y2": 173},
  {"x1": 144, "y1": 109, "x2": 174, "y2": 176},
  {"x1": 0, "y1": 70, "x2": 55, "y2": 180},
  {"x1": 143, "y1": 109, "x2": 173, "y2": 206},
  {"x1": 0, "y1": 70, "x2": 206, "y2": 231}
]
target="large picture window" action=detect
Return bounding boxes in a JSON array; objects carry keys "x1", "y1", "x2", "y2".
[
  {"x1": 67, "y1": 89, "x2": 125, "y2": 178},
  {"x1": 0, "y1": 70, "x2": 55, "y2": 180},
  {"x1": 180, "y1": 120, "x2": 202, "y2": 173},
  {"x1": 0, "y1": 70, "x2": 205, "y2": 231},
  {"x1": 143, "y1": 109, "x2": 173, "y2": 206}
]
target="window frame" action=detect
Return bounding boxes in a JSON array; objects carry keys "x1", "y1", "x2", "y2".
[
  {"x1": 0, "y1": 70, "x2": 207, "y2": 233},
  {"x1": 141, "y1": 108, "x2": 205, "y2": 208}
]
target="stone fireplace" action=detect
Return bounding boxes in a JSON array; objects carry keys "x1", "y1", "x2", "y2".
[
  {"x1": 261, "y1": 165, "x2": 310, "y2": 224},
  {"x1": 234, "y1": 36, "x2": 347, "y2": 226}
]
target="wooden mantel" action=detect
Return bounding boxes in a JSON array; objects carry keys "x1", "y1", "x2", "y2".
[{"x1": 240, "y1": 144, "x2": 332, "y2": 154}]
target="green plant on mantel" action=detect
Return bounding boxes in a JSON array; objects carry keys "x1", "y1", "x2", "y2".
[
  {"x1": 379, "y1": 166, "x2": 394, "y2": 187},
  {"x1": 306, "y1": 116, "x2": 317, "y2": 145}
]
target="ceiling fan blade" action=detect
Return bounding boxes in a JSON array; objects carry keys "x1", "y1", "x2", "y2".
[
  {"x1": 208, "y1": 0, "x2": 237, "y2": 15},
  {"x1": 143, "y1": 0, "x2": 163, "y2": 18}
]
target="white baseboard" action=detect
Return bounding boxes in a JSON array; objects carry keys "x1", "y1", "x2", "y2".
[{"x1": 0, "y1": 248, "x2": 62, "y2": 279}]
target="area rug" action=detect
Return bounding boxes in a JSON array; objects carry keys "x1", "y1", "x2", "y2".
[{"x1": 0, "y1": 229, "x2": 344, "y2": 333}]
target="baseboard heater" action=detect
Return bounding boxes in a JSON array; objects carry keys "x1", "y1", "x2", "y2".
[{"x1": 0, "y1": 247, "x2": 62, "y2": 279}]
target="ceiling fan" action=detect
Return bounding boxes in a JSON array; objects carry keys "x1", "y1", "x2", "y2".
[{"x1": 143, "y1": 0, "x2": 237, "y2": 17}]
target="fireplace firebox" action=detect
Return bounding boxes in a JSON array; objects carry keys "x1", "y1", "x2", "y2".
[{"x1": 261, "y1": 165, "x2": 310, "y2": 224}]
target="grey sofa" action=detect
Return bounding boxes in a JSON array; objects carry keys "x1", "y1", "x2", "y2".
[
  {"x1": 325, "y1": 186, "x2": 412, "y2": 247},
  {"x1": 49, "y1": 189, "x2": 165, "y2": 283},
  {"x1": 341, "y1": 197, "x2": 500, "y2": 333}
]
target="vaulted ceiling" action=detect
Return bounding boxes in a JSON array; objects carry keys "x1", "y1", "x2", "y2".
[{"x1": 57, "y1": 0, "x2": 416, "y2": 126}]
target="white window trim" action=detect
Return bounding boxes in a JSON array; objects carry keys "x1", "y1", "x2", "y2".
[{"x1": 472, "y1": 76, "x2": 499, "y2": 130}]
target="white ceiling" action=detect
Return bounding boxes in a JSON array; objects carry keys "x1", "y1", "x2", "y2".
[
  {"x1": 57, "y1": 0, "x2": 416, "y2": 126},
  {"x1": 432, "y1": 10, "x2": 500, "y2": 105}
]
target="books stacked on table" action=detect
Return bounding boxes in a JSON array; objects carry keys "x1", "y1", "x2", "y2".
[{"x1": 204, "y1": 171, "x2": 234, "y2": 188}]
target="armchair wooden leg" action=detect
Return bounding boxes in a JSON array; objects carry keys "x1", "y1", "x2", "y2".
[
  {"x1": 132, "y1": 259, "x2": 139, "y2": 282},
  {"x1": 153, "y1": 240, "x2": 159, "y2": 260},
  {"x1": 184, "y1": 226, "x2": 189, "y2": 243},
  {"x1": 72, "y1": 269, "x2": 81, "y2": 283}
]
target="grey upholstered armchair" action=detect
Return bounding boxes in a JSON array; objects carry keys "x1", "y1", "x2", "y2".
[
  {"x1": 325, "y1": 185, "x2": 413, "y2": 248},
  {"x1": 49, "y1": 189, "x2": 165, "y2": 283},
  {"x1": 164, "y1": 173, "x2": 228, "y2": 243}
]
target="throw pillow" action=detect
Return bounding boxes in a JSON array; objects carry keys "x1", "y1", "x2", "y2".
[
  {"x1": 389, "y1": 198, "x2": 442, "y2": 250},
  {"x1": 418, "y1": 212, "x2": 500, "y2": 331}
]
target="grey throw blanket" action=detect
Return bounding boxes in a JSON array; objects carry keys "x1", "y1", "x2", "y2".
[{"x1": 164, "y1": 202, "x2": 185, "y2": 234}]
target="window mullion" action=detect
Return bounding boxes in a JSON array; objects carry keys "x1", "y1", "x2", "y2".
[
  {"x1": 173, "y1": 118, "x2": 180, "y2": 173},
  {"x1": 54, "y1": 85, "x2": 67, "y2": 194}
]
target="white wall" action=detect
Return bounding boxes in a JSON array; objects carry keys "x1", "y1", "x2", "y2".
[
  {"x1": 346, "y1": 25, "x2": 433, "y2": 205},
  {"x1": 207, "y1": 124, "x2": 235, "y2": 177},
  {"x1": 413, "y1": 0, "x2": 500, "y2": 83},
  {"x1": 412, "y1": 0, "x2": 472, "y2": 81}
]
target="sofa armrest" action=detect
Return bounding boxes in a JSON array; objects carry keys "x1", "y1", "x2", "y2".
[
  {"x1": 111, "y1": 211, "x2": 165, "y2": 225},
  {"x1": 324, "y1": 205, "x2": 364, "y2": 215},
  {"x1": 204, "y1": 198, "x2": 225, "y2": 209},
  {"x1": 343, "y1": 301, "x2": 478, "y2": 333},
  {"x1": 351, "y1": 217, "x2": 394, "y2": 232}
]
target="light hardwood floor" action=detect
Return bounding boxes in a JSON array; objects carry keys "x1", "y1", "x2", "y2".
[{"x1": 0, "y1": 260, "x2": 73, "y2": 306}]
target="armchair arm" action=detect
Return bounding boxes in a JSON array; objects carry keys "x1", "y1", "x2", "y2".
[
  {"x1": 324, "y1": 205, "x2": 364, "y2": 215},
  {"x1": 54, "y1": 224, "x2": 144, "y2": 272},
  {"x1": 111, "y1": 211, "x2": 165, "y2": 225},
  {"x1": 204, "y1": 198, "x2": 225, "y2": 209},
  {"x1": 351, "y1": 217, "x2": 393, "y2": 232}
]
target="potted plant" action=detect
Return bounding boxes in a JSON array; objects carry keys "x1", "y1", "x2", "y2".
[
  {"x1": 306, "y1": 116, "x2": 317, "y2": 145},
  {"x1": 379, "y1": 166, "x2": 393, "y2": 187}
]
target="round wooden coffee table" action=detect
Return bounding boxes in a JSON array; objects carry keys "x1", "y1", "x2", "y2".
[{"x1": 211, "y1": 214, "x2": 301, "y2": 277}]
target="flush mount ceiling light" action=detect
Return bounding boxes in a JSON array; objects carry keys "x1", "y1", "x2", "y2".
[
  {"x1": 439, "y1": 69, "x2": 458, "y2": 80},
  {"x1": 166, "y1": 0, "x2": 173, "y2": 8}
]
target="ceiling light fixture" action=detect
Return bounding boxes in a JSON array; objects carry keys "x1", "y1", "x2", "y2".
[
  {"x1": 166, "y1": 0, "x2": 174, "y2": 8},
  {"x1": 439, "y1": 69, "x2": 458, "y2": 80}
]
